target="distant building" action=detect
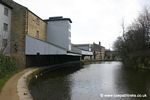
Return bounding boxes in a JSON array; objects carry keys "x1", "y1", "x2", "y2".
[
  {"x1": 73, "y1": 44, "x2": 93, "y2": 60},
  {"x1": 105, "y1": 49, "x2": 121, "y2": 60},
  {"x1": 0, "y1": 0, "x2": 12, "y2": 55},
  {"x1": 73, "y1": 44, "x2": 92, "y2": 51},
  {"x1": 45, "y1": 17, "x2": 72, "y2": 51},
  {"x1": 91, "y1": 42, "x2": 105, "y2": 60}
]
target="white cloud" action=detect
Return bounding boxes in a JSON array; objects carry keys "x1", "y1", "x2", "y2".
[{"x1": 13, "y1": 0, "x2": 146, "y2": 49}]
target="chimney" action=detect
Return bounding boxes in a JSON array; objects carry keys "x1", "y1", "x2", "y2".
[{"x1": 99, "y1": 41, "x2": 101, "y2": 46}]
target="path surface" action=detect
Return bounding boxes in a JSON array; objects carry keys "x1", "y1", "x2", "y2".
[{"x1": 0, "y1": 68, "x2": 31, "y2": 100}]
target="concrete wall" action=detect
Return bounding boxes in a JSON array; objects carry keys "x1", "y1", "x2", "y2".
[
  {"x1": 26, "y1": 35, "x2": 67, "y2": 55},
  {"x1": 27, "y1": 11, "x2": 46, "y2": 41},
  {"x1": 46, "y1": 20, "x2": 71, "y2": 51},
  {"x1": 0, "y1": 3, "x2": 11, "y2": 55}
]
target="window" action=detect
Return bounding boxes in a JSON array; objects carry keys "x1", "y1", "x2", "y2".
[
  {"x1": 3, "y1": 23, "x2": 8, "y2": 31},
  {"x1": 35, "y1": 31, "x2": 39, "y2": 38},
  {"x1": 4, "y1": 7, "x2": 9, "y2": 16},
  {"x1": 2, "y1": 39, "x2": 7, "y2": 48},
  {"x1": 36, "y1": 18, "x2": 40, "y2": 25}
]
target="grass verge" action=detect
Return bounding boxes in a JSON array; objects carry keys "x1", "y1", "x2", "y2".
[{"x1": 0, "y1": 54, "x2": 19, "y2": 91}]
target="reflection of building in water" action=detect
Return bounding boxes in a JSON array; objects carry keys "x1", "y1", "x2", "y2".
[{"x1": 29, "y1": 65, "x2": 82, "y2": 100}]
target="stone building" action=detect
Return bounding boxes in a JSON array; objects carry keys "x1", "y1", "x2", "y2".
[
  {"x1": 91, "y1": 42, "x2": 105, "y2": 60},
  {"x1": 2, "y1": 0, "x2": 81, "y2": 67},
  {"x1": 2, "y1": 0, "x2": 47, "y2": 67},
  {"x1": 105, "y1": 49, "x2": 121, "y2": 61}
]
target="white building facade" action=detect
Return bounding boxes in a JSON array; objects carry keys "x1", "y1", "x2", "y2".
[
  {"x1": 0, "y1": 1, "x2": 12, "y2": 55},
  {"x1": 46, "y1": 17, "x2": 72, "y2": 51},
  {"x1": 72, "y1": 44, "x2": 93, "y2": 56},
  {"x1": 73, "y1": 44, "x2": 92, "y2": 51}
]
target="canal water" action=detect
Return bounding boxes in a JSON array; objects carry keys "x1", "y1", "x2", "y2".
[{"x1": 29, "y1": 61, "x2": 150, "y2": 100}]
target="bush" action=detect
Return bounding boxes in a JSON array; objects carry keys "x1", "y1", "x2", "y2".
[{"x1": 0, "y1": 54, "x2": 17, "y2": 78}]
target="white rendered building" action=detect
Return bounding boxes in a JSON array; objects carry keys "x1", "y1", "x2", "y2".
[
  {"x1": 0, "y1": 1, "x2": 12, "y2": 54},
  {"x1": 46, "y1": 17, "x2": 72, "y2": 51}
]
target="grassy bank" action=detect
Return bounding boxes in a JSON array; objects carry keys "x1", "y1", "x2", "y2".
[{"x1": 0, "y1": 54, "x2": 18, "y2": 91}]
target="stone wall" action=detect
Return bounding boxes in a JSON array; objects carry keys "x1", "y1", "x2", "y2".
[
  {"x1": 27, "y1": 11, "x2": 46, "y2": 41},
  {"x1": 2, "y1": 0, "x2": 27, "y2": 67}
]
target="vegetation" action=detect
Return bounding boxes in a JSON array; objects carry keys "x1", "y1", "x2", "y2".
[
  {"x1": 113, "y1": 8, "x2": 150, "y2": 68},
  {"x1": 0, "y1": 53, "x2": 18, "y2": 90}
]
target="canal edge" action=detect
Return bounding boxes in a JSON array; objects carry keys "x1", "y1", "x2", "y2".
[
  {"x1": 17, "y1": 68, "x2": 39, "y2": 100},
  {"x1": 17, "y1": 61, "x2": 84, "y2": 100}
]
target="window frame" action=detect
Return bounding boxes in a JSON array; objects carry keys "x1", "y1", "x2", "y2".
[
  {"x1": 3, "y1": 23, "x2": 8, "y2": 32},
  {"x1": 4, "y1": 7, "x2": 9, "y2": 16}
]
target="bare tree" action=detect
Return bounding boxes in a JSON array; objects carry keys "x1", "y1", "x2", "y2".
[{"x1": 113, "y1": 7, "x2": 150, "y2": 68}]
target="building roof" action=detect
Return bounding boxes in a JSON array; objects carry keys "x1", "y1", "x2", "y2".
[
  {"x1": 73, "y1": 44, "x2": 91, "y2": 46},
  {"x1": 73, "y1": 44, "x2": 92, "y2": 51},
  {"x1": 0, "y1": 0, "x2": 13, "y2": 9},
  {"x1": 45, "y1": 16, "x2": 72, "y2": 23}
]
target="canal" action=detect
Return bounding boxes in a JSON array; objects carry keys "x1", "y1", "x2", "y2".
[{"x1": 29, "y1": 61, "x2": 150, "y2": 100}]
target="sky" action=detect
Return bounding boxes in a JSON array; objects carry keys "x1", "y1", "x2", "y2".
[{"x1": 13, "y1": 0, "x2": 150, "y2": 49}]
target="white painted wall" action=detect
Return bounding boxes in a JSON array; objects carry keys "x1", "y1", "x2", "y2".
[
  {"x1": 25, "y1": 35, "x2": 67, "y2": 55},
  {"x1": 46, "y1": 20, "x2": 71, "y2": 51},
  {"x1": 0, "y1": 3, "x2": 11, "y2": 54},
  {"x1": 81, "y1": 50, "x2": 93, "y2": 56},
  {"x1": 71, "y1": 44, "x2": 93, "y2": 56},
  {"x1": 74, "y1": 44, "x2": 92, "y2": 51}
]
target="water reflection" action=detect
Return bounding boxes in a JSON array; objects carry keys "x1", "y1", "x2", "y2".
[{"x1": 29, "y1": 62, "x2": 150, "y2": 100}]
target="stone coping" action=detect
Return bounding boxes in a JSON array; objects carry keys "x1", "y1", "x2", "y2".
[{"x1": 17, "y1": 68, "x2": 39, "y2": 100}]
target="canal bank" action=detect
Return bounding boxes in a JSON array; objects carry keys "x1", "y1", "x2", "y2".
[
  {"x1": 17, "y1": 61, "x2": 84, "y2": 100},
  {"x1": 0, "y1": 68, "x2": 32, "y2": 100}
]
